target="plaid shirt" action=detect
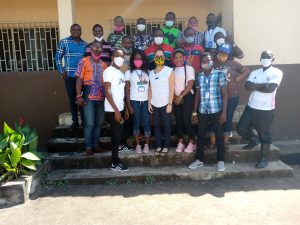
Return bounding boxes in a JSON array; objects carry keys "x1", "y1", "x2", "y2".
[
  {"x1": 178, "y1": 31, "x2": 204, "y2": 46},
  {"x1": 55, "y1": 36, "x2": 87, "y2": 77},
  {"x1": 196, "y1": 69, "x2": 227, "y2": 114},
  {"x1": 107, "y1": 32, "x2": 125, "y2": 50}
]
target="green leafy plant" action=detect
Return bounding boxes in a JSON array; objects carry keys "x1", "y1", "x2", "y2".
[
  {"x1": 144, "y1": 176, "x2": 156, "y2": 185},
  {"x1": 0, "y1": 121, "x2": 42, "y2": 184}
]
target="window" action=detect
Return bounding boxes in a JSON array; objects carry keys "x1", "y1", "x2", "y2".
[
  {"x1": 0, "y1": 21, "x2": 59, "y2": 72},
  {"x1": 109, "y1": 17, "x2": 188, "y2": 36}
]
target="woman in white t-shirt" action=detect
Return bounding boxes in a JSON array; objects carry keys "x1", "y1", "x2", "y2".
[
  {"x1": 125, "y1": 50, "x2": 150, "y2": 154},
  {"x1": 149, "y1": 48, "x2": 175, "y2": 156},
  {"x1": 172, "y1": 48, "x2": 196, "y2": 153}
]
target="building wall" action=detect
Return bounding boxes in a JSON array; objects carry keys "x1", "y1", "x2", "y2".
[{"x1": 233, "y1": 0, "x2": 300, "y2": 65}]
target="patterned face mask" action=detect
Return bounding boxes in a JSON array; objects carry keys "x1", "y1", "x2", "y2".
[{"x1": 154, "y1": 56, "x2": 165, "y2": 67}]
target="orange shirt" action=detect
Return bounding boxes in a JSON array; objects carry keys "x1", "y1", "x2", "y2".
[{"x1": 75, "y1": 56, "x2": 107, "y2": 101}]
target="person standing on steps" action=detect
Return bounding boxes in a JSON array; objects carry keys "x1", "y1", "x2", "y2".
[
  {"x1": 132, "y1": 18, "x2": 153, "y2": 51},
  {"x1": 107, "y1": 16, "x2": 126, "y2": 50},
  {"x1": 161, "y1": 11, "x2": 181, "y2": 48},
  {"x1": 189, "y1": 52, "x2": 227, "y2": 172},
  {"x1": 55, "y1": 24, "x2": 87, "y2": 132},
  {"x1": 104, "y1": 49, "x2": 129, "y2": 171},
  {"x1": 75, "y1": 41, "x2": 107, "y2": 156},
  {"x1": 237, "y1": 50, "x2": 283, "y2": 169}
]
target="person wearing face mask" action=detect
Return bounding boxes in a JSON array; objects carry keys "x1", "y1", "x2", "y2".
[
  {"x1": 213, "y1": 31, "x2": 244, "y2": 60},
  {"x1": 132, "y1": 18, "x2": 153, "y2": 51},
  {"x1": 107, "y1": 16, "x2": 126, "y2": 50},
  {"x1": 149, "y1": 48, "x2": 175, "y2": 156},
  {"x1": 120, "y1": 36, "x2": 133, "y2": 73},
  {"x1": 85, "y1": 24, "x2": 113, "y2": 66},
  {"x1": 177, "y1": 17, "x2": 204, "y2": 47},
  {"x1": 182, "y1": 27, "x2": 205, "y2": 74},
  {"x1": 103, "y1": 50, "x2": 129, "y2": 171},
  {"x1": 125, "y1": 50, "x2": 151, "y2": 154},
  {"x1": 161, "y1": 11, "x2": 181, "y2": 48},
  {"x1": 172, "y1": 48, "x2": 196, "y2": 153},
  {"x1": 190, "y1": 53, "x2": 227, "y2": 172},
  {"x1": 75, "y1": 42, "x2": 107, "y2": 156},
  {"x1": 145, "y1": 28, "x2": 173, "y2": 70},
  {"x1": 203, "y1": 13, "x2": 226, "y2": 52},
  {"x1": 207, "y1": 44, "x2": 249, "y2": 151},
  {"x1": 237, "y1": 50, "x2": 283, "y2": 169}
]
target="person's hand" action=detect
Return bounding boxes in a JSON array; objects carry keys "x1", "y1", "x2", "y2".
[
  {"x1": 148, "y1": 104, "x2": 153, "y2": 114},
  {"x1": 114, "y1": 110, "x2": 122, "y2": 123},
  {"x1": 128, "y1": 105, "x2": 134, "y2": 115},
  {"x1": 187, "y1": 55, "x2": 193, "y2": 66},
  {"x1": 174, "y1": 95, "x2": 182, "y2": 105},
  {"x1": 76, "y1": 97, "x2": 85, "y2": 106},
  {"x1": 191, "y1": 113, "x2": 198, "y2": 125},
  {"x1": 166, "y1": 104, "x2": 172, "y2": 113},
  {"x1": 61, "y1": 71, "x2": 67, "y2": 80},
  {"x1": 226, "y1": 34, "x2": 235, "y2": 45},
  {"x1": 125, "y1": 109, "x2": 129, "y2": 120},
  {"x1": 219, "y1": 111, "x2": 227, "y2": 124},
  {"x1": 177, "y1": 39, "x2": 185, "y2": 48}
]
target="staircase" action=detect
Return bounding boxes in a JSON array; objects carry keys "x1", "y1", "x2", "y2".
[{"x1": 44, "y1": 110, "x2": 293, "y2": 185}]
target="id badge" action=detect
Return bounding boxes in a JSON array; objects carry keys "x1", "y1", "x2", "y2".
[
  {"x1": 205, "y1": 92, "x2": 210, "y2": 99},
  {"x1": 138, "y1": 86, "x2": 145, "y2": 92}
]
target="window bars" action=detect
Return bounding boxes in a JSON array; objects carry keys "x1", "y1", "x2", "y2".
[
  {"x1": 0, "y1": 21, "x2": 59, "y2": 72},
  {"x1": 109, "y1": 18, "x2": 188, "y2": 36}
]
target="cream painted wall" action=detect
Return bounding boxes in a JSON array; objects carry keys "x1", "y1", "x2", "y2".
[
  {"x1": 0, "y1": 0, "x2": 58, "y2": 21},
  {"x1": 233, "y1": 0, "x2": 300, "y2": 65},
  {"x1": 75, "y1": 0, "x2": 212, "y2": 42}
]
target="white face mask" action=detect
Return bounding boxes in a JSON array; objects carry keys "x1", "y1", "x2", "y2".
[
  {"x1": 137, "y1": 24, "x2": 146, "y2": 32},
  {"x1": 114, "y1": 57, "x2": 124, "y2": 67},
  {"x1": 216, "y1": 38, "x2": 225, "y2": 46},
  {"x1": 260, "y1": 58, "x2": 272, "y2": 67},
  {"x1": 154, "y1": 37, "x2": 163, "y2": 45},
  {"x1": 94, "y1": 36, "x2": 103, "y2": 42}
]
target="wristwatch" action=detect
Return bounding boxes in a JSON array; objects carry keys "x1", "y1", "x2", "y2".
[{"x1": 192, "y1": 112, "x2": 197, "y2": 116}]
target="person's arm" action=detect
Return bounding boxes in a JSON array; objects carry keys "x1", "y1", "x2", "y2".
[
  {"x1": 55, "y1": 40, "x2": 66, "y2": 78},
  {"x1": 220, "y1": 85, "x2": 227, "y2": 124},
  {"x1": 191, "y1": 87, "x2": 200, "y2": 125},
  {"x1": 148, "y1": 81, "x2": 153, "y2": 113},
  {"x1": 226, "y1": 34, "x2": 244, "y2": 59},
  {"x1": 75, "y1": 59, "x2": 85, "y2": 105},
  {"x1": 104, "y1": 82, "x2": 122, "y2": 123},
  {"x1": 235, "y1": 63, "x2": 250, "y2": 83},
  {"x1": 166, "y1": 71, "x2": 175, "y2": 113},
  {"x1": 125, "y1": 80, "x2": 134, "y2": 114}
]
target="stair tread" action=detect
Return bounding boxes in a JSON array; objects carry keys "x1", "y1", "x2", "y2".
[{"x1": 46, "y1": 160, "x2": 293, "y2": 181}]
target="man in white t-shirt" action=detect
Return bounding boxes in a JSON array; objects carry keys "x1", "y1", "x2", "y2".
[
  {"x1": 104, "y1": 49, "x2": 129, "y2": 171},
  {"x1": 237, "y1": 50, "x2": 283, "y2": 169}
]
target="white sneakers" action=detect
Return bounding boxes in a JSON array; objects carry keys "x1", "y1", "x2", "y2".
[{"x1": 188, "y1": 160, "x2": 226, "y2": 172}]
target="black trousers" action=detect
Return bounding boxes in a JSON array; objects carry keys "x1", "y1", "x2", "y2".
[
  {"x1": 64, "y1": 77, "x2": 84, "y2": 123},
  {"x1": 237, "y1": 106, "x2": 275, "y2": 144},
  {"x1": 107, "y1": 111, "x2": 124, "y2": 165},
  {"x1": 196, "y1": 111, "x2": 225, "y2": 161},
  {"x1": 174, "y1": 93, "x2": 195, "y2": 139}
]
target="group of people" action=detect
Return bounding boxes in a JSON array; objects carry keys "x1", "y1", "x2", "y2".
[{"x1": 55, "y1": 12, "x2": 283, "y2": 172}]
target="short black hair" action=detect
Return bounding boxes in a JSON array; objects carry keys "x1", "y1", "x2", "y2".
[
  {"x1": 92, "y1": 24, "x2": 103, "y2": 31},
  {"x1": 122, "y1": 35, "x2": 132, "y2": 42},
  {"x1": 154, "y1": 47, "x2": 164, "y2": 55},
  {"x1": 70, "y1": 23, "x2": 81, "y2": 29},
  {"x1": 201, "y1": 52, "x2": 212, "y2": 62},
  {"x1": 114, "y1": 16, "x2": 124, "y2": 22},
  {"x1": 166, "y1": 11, "x2": 176, "y2": 19}
]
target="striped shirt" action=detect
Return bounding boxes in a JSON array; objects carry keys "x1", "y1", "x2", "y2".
[
  {"x1": 55, "y1": 36, "x2": 87, "y2": 77},
  {"x1": 107, "y1": 32, "x2": 125, "y2": 50},
  {"x1": 196, "y1": 69, "x2": 227, "y2": 114},
  {"x1": 144, "y1": 43, "x2": 174, "y2": 70}
]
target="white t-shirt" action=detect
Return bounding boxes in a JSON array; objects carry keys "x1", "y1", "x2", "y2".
[
  {"x1": 125, "y1": 69, "x2": 149, "y2": 101},
  {"x1": 204, "y1": 27, "x2": 226, "y2": 49},
  {"x1": 247, "y1": 66, "x2": 283, "y2": 110},
  {"x1": 173, "y1": 65, "x2": 195, "y2": 96},
  {"x1": 149, "y1": 66, "x2": 173, "y2": 108},
  {"x1": 103, "y1": 66, "x2": 125, "y2": 112}
]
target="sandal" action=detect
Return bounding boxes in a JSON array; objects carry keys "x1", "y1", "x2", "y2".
[
  {"x1": 154, "y1": 148, "x2": 162, "y2": 155},
  {"x1": 160, "y1": 148, "x2": 169, "y2": 156}
]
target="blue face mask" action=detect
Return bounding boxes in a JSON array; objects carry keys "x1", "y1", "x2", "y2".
[
  {"x1": 185, "y1": 36, "x2": 194, "y2": 44},
  {"x1": 165, "y1": 20, "x2": 174, "y2": 27}
]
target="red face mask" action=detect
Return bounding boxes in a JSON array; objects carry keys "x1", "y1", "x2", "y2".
[
  {"x1": 91, "y1": 52, "x2": 101, "y2": 60},
  {"x1": 133, "y1": 59, "x2": 143, "y2": 68}
]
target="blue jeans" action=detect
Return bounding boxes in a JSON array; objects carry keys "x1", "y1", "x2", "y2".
[
  {"x1": 223, "y1": 96, "x2": 239, "y2": 134},
  {"x1": 130, "y1": 100, "x2": 151, "y2": 137},
  {"x1": 83, "y1": 100, "x2": 105, "y2": 149},
  {"x1": 153, "y1": 105, "x2": 172, "y2": 148}
]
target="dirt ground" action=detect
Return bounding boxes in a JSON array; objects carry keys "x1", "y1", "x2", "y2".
[{"x1": 0, "y1": 166, "x2": 299, "y2": 225}]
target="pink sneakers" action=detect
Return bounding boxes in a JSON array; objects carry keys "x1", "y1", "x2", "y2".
[
  {"x1": 135, "y1": 145, "x2": 142, "y2": 154},
  {"x1": 184, "y1": 143, "x2": 196, "y2": 153},
  {"x1": 176, "y1": 142, "x2": 185, "y2": 153}
]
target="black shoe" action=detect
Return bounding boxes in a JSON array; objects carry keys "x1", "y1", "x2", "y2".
[
  {"x1": 118, "y1": 145, "x2": 132, "y2": 152},
  {"x1": 110, "y1": 162, "x2": 129, "y2": 171},
  {"x1": 68, "y1": 122, "x2": 79, "y2": 132},
  {"x1": 255, "y1": 143, "x2": 270, "y2": 169},
  {"x1": 243, "y1": 139, "x2": 259, "y2": 150}
]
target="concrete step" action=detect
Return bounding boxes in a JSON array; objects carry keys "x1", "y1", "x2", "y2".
[
  {"x1": 46, "y1": 144, "x2": 280, "y2": 170},
  {"x1": 44, "y1": 161, "x2": 293, "y2": 185}
]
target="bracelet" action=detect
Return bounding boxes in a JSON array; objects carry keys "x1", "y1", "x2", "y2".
[
  {"x1": 192, "y1": 112, "x2": 197, "y2": 116},
  {"x1": 76, "y1": 94, "x2": 82, "y2": 98}
]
